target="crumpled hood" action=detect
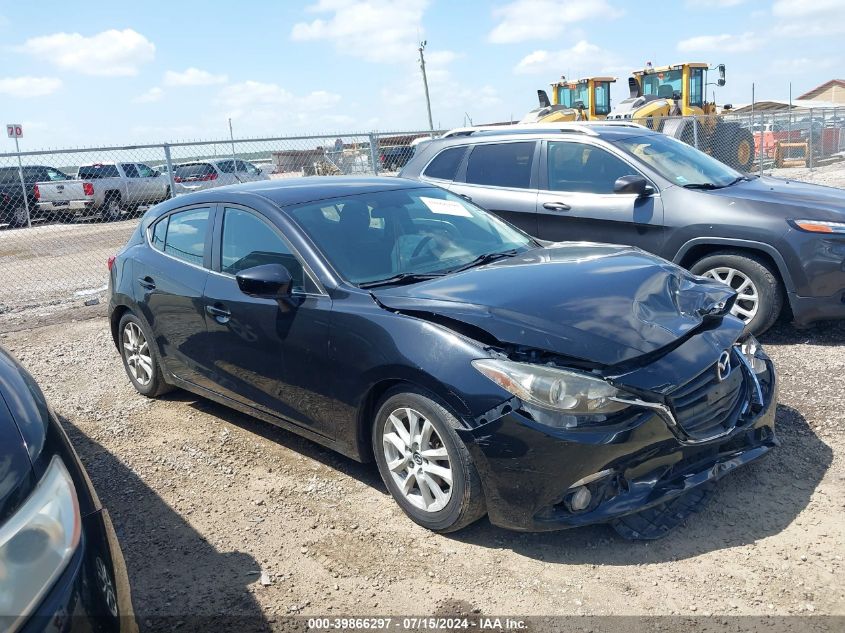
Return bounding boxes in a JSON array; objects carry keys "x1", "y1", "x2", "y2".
[
  {"x1": 706, "y1": 176, "x2": 845, "y2": 219},
  {"x1": 372, "y1": 243, "x2": 737, "y2": 366}
]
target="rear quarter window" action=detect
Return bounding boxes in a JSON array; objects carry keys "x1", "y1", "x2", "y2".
[
  {"x1": 422, "y1": 146, "x2": 466, "y2": 181},
  {"x1": 78, "y1": 164, "x2": 120, "y2": 179}
]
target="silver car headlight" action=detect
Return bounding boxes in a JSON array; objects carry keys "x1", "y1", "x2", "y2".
[
  {"x1": 472, "y1": 359, "x2": 631, "y2": 428},
  {"x1": 737, "y1": 334, "x2": 768, "y2": 374},
  {"x1": 0, "y1": 456, "x2": 81, "y2": 633}
]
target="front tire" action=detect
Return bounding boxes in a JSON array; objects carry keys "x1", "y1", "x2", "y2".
[
  {"x1": 690, "y1": 250, "x2": 783, "y2": 335},
  {"x1": 118, "y1": 313, "x2": 172, "y2": 397},
  {"x1": 372, "y1": 388, "x2": 486, "y2": 533}
]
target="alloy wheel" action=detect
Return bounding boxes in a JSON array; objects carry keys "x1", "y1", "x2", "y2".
[
  {"x1": 13, "y1": 206, "x2": 28, "y2": 227},
  {"x1": 702, "y1": 266, "x2": 759, "y2": 323},
  {"x1": 382, "y1": 407, "x2": 453, "y2": 512},
  {"x1": 122, "y1": 322, "x2": 153, "y2": 386}
]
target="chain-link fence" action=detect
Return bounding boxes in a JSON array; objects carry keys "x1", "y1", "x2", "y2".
[
  {"x1": 0, "y1": 130, "x2": 438, "y2": 326},
  {"x1": 1, "y1": 112, "x2": 844, "y2": 328}
]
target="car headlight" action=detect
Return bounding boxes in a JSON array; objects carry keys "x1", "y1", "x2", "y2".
[
  {"x1": 737, "y1": 334, "x2": 768, "y2": 375},
  {"x1": 791, "y1": 219, "x2": 845, "y2": 234},
  {"x1": 472, "y1": 359, "x2": 631, "y2": 428},
  {"x1": 0, "y1": 456, "x2": 81, "y2": 632}
]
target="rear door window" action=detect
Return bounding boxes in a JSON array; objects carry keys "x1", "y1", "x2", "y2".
[
  {"x1": 465, "y1": 142, "x2": 536, "y2": 189},
  {"x1": 546, "y1": 142, "x2": 639, "y2": 194},
  {"x1": 174, "y1": 163, "x2": 215, "y2": 180},
  {"x1": 423, "y1": 146, "x2": 466, "y2": 181},
  {"x1": 162, "y1": 208, "x2": 210, "y2": 266},
  {"x1": 216, "y1": 160, "x2": 236, "y2": 174},
  {"x1": 136, "y1": 163, "x2": 156, "y2": 177},
  {"x1": 121, "y1": 163, "x2": 140, "y2": 178},
  {"x1": 78, "y1": 164, "x2": 120, "y2": 179}
]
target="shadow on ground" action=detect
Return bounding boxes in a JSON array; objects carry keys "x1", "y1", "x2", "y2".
[
  {"x1": 762, "y1": 318, "x2": 845, "y2": 347},
  {"x1": 60, "y1": 417, "x2": 270, "y2": 633}
]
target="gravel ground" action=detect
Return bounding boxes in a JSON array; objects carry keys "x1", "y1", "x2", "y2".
[{"x1": 1, "y1": 313, "x2": 843, "y2": 628}]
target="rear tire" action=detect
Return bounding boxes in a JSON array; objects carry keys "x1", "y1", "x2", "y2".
[
  {"x1": 372, "y1": 387, "x2": 486, "y2": 533},
  {"x1": 689, "y1": 250, "x2": 783, "y2": 335},
  {"x1": 7, "y1": 204, "x2": 29, "y2": 228},
  {"x1": 117, "y1": 312, "x2": 173, "y2": 398},
  {"x1": 104, "y1": 194, "x2": 122, "y2": 222}
]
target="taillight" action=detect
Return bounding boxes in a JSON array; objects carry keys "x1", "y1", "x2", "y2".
[
  {"x1": 83, "y1": 182, "x2": 94, "y2": 196},
  {"x1": 33, "y1": 184, "x2": 40, "y2": 201},
  {"x1": 174, "y1": 176, "x2": 183, "y2": 183},
  {"x1": 107, "y1": 255, "x2": 116, "y2": 271},
  {"x1": 201, "y1": 172, "x2": 218, "y2": 181}
]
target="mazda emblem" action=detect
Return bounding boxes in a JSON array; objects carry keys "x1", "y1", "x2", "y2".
[{"x1": 716, "y1": 351, "x2": 732, "y2": 382}]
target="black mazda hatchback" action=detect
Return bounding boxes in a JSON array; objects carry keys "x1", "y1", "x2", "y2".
[{"x1": 108, "y1": 177, "x2": 777, "y2": 537}]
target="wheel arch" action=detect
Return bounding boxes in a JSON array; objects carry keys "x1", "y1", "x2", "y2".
[{"x1": 674, "y1": 238, "x2": 796, "y2": 312}]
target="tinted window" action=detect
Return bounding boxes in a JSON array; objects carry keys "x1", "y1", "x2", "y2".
[
  {"x1": 164, "y1": 208, "x2": 209, "y2": 265},
  {"x1": 465, "y1": 142, "x2": 536, "y2": 189},
  {"x1": 221, "y1": 208, "x2": 304, "y2": 290},
  {"x1": 174, "y1": 163, "x2": 215, "y2": 179},
  {"x1": 151, "y1": 217, "x2": 168, "y2": 251},
  {"x1": 423, "y1": 146, "x2": 466, "y2": 180},
  {"x1": 136, "y1": 163, "x2": 155, "y2": 177},
  {"x1": 78, "y1": 164, "x2": 120, "y2": 179},
  {"x1": 547, "y1": 142, "x2": 638, "y2": 194},
  {"x1": 43, "y1": 168, "x2": 69, "y2": 181},
  {"x1": 0, "y1": 168, "x2": 18, "y2": 185},
  {"x1": 121, "y1": 163, "x2": 140, "y2": 178},
  {"x1": 216, "y1": 160, "x2": 236, "y2": 174}
]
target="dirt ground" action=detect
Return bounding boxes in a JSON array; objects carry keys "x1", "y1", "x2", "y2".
[{"x1": 1, "y1": 312, "x2": 843, "y2": 629}]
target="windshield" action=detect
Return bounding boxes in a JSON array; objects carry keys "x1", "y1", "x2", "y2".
[
  {"x1": 615, "y1": 134, "x2": 742, "y2": 188},
  {"x1": 642, "y1": 69, "x2": 682, "y2": 98},
  {"x1": 286, "y1": 187, "x2": 536, "y2": 285},
  {"x1": 557, "y1": 83, "x2": 589, "y2": 108}
]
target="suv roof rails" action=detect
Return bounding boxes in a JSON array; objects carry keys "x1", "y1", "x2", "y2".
[{"x1": 440, "y1": 121, "x2": 647, "y2": 139}]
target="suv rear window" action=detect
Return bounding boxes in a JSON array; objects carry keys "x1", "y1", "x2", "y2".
[
  {"x1": 174, "y1": 163, "x2": 215, "y2": 179},
  {"x1": 465, "y1": 142, "x2": 536, "y2": 189},
  {"x1": 78, "y1": 164, "x2": 120, "y2": 179},
  {"x1": 423, "y1": 147, "x2": 466, "y2": 181}
]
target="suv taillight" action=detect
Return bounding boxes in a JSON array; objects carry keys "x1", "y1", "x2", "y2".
[
  {"x1": 33, "y1": 184, "x2": 40, "y2": 201},
  {"x1": 107, "y1": 255, "x2": 116, "y2": 271},
  {"x1": 83, "y1": 182, "x2": 94, "y2": 196}
]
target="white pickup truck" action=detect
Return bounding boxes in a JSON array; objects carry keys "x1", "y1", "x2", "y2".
[{"x1": 35, "y1": 162, "x2": 171, "y2": 221}]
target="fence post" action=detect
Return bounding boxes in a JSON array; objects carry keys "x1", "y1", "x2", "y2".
[
  {"x1": 759, "y1": 112, "x2": 764, "y2": 177},
  {"x1": 163, "y1": 144, "x2": 176, "y2": 199},
  {"x1": 692, "y1": 116, "x2": 699, "y2": 149},
  {"x1": 808, "y1": 108, "x2": 814, "y2": 171},
  {"x1": 368, "y1": 133, "x2": 380, "y2": 175},
  {"x1": 13, "y1": 137, "x2": 32, "y2": 229}
]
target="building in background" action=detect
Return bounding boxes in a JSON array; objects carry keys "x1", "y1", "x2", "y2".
[{"x1": 798, "y1": 80, "x2": 845, "y2": 105}]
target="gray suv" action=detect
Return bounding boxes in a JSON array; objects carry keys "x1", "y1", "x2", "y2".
[{"x1": 400, "y1": 123, "x2": 845, "y2": 335}]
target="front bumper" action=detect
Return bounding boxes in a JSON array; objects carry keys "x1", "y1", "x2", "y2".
[
  {"x1": 460, "y1": 368, "x2": 778, "y2": 532},
  {"x1": 789, "y1": 291, "x2": 845, "y2": 326},
  {"x1": 19, "y1": 508, "x2": 136, "y2": 633}
]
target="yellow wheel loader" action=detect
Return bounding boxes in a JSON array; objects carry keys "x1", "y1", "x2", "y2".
[
  {"x1": 607, "y1": 62, "x2": 755, "y2": 171},
  {"x1": 521, "y1": 76, "x2": 616, "y2": 123}
]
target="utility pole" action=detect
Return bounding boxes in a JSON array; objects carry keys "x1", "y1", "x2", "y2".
[{"x1": 418, "y1": 40, "x2": 434, "y2": 134}]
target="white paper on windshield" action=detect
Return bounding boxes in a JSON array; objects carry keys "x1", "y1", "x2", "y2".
[{"x1": 420, "y1": 196, "x2": 473, "y2": 217}]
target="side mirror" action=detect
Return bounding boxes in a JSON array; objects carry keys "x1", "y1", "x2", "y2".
[
  {"x1": 614, "y1": 175, "x2": 654, "y2": 197},
  {"x1": 717, "y1": 64, "x2": 726, "y2": 87},
  {"x1": 236, "y1": 263, "x2": 292, "y2": 298}
]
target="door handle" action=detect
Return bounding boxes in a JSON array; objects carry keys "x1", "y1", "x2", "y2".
[
  {"x1": 543, "y1": 201, "x2": 571, "y2": 212},
  {"x1": 137, "y1": 276, "x2": 156, "y2": 290},
  {"x1": 205, "y1": 304, "x2": 231, "y2": 322}
]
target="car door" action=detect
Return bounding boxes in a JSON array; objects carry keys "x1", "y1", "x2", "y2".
[
  {"x1": 448, "y1": 141, "x2": 539, "y2": 236},
  {"x1": 135, "y1": 163, "x2": 166, "y2": 204},
  {"x1": 133, "y1": 205, "x2": 213, "y2": 383},
  {"x1": 536, "y1": 140, "x2": 665, "y2": 253},
  {"x1": 199, "y1": 205, "x2": 335, "y2": 437},
  {"x1": 119, "y1": 163, "x2": 142, "y2": 203}
]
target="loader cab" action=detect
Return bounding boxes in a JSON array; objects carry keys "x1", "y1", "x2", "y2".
[
  {"x1": 550, "y1": 76, "x2": 615, "y2": 119},
  {"x1": 633, "y1": 62, "x2": 711, "y2": 116}
]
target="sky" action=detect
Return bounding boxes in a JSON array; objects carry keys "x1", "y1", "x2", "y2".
[{"x1": 0, "y1": 0, "x2": 843, "y2": 150}]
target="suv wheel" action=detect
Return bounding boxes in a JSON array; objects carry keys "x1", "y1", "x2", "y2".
[
  {"x1": 104, "y1": 194, "x2": 122, "y2": 222},
  {"x1": 5, "y1": 204, "x2": 29, "y2": 228},
  {"x1": 372, "y1": 388, "x2": 486, "y2": 533},
  {"x1": 118, "y1": 313, "x2": 173, "y2": 397},
  {"x1": 690, "y1": 251, "x2": 783, "y2": 335}
]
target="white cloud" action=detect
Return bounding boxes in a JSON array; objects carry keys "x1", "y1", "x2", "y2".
[
  {"x1": 769, "y1": 56, "x2": 840, "y2": 75},
  {"x1": 0, "y1": 76, "x2": 62, "y2": 98},
  {"x1": 163, "y1": 67, "x2": 228, "y2": 87},
  {"x1": 677, "y1": 32, "x2": 762, "y2": 53},
  {"x1": 216, "y1": 81, "x2": 343, "y2": 131},
  {"x1": 291, "y1": 0, "x2": 429, "y2": 63},
  {"x1": 685, "y1": 0, "x2": 744, "y2": 6},
  {"x1": 488, "y1": 1, "x2": 622, "y2": 44},
  {"x1": 20, "y1": 29, "x2": 155, "y2": 76},
  {"x1": 514, "y1": 41, "x2": 624, "y2": 76},
  {"x1": 772, "y1": 0, "x2": 845, "y2": 36},
  {"x1": 135, "y1": 86, "x2": 164, "y2": 103}
]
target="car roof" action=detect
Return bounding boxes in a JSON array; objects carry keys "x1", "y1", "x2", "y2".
[{"x1": 245, "y1": 176, "x2": 431, "y2": 206}]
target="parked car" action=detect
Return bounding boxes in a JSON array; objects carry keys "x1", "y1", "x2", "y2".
[
  {"x1": 0, "y1": 346, "x2": 136, "y2": 632},
  {"x1": 379, "y1": 145, "x2": 414, "y2": 171},
  {"x1": 108, "y1": 177, "x2": 777, "y2": 536},
  {"x1": 172, "y1": 159, "x2": 269, "y2": 194},
  {"x1": 35, "y1": 162, "x2": 170, "y2": 222},
  {"x1": 400, "y1": 123, "x2": 845, "y2": 334},
  {"x1": 0, "y1": 165, "x2": 72, "y2": 228}
]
